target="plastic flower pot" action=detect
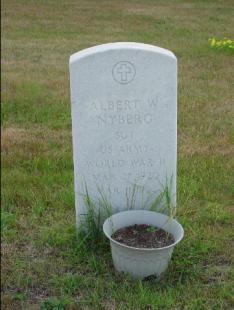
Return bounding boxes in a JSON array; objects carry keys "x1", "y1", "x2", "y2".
[{"x1": 103, "y1": 210, "x2": 184, "y2": 280}]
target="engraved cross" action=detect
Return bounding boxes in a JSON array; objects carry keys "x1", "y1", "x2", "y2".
[{"x1": 117, "y1": 63, "x2": 132, "y2": 82}]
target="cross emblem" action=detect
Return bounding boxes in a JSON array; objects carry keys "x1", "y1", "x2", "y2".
[
  {"x1": 117, "y1": 63, "x2": 132, "y2": 82},
  {"x1": 112, "y1": 61, "x2": 136, "y2": 84}
]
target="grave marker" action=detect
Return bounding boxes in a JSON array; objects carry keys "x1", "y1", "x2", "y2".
[{"x1": 69, "y1": 42, "x2": 177, "y2": 225}]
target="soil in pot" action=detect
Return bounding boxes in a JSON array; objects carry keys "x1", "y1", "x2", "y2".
[{"x1": 112, "y1": 224, "x2": 174, "y2": 248}]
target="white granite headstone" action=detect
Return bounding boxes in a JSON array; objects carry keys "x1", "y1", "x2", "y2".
[{"x1": 69, "y1": 42, "x2": 177, "y2": 226}]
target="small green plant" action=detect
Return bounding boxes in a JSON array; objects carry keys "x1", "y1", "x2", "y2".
[
  {"x1": 150, "y1": 176, "x2": 176, "y2": 241},
  {"x1": 126, "y1": 182, "x2": 139, "y2": 210},
  {"x1": 77, "y1": 183, "x2": 103, "y2": 248},
  {"x1": 209, "y1": 37, "x2": 234, "y2": 52},
  {"x1": 150, "y1": 176, "x2": 176, "y2": 219},
  {"x1": 77, "y1": 182, "x2": 114, "y2": 248},
  {"x1": 97, "y1": 185, "x2": 113, "y2": 219},
  {"x1": 146, "y1": 226, "x2": 158, "y2": 233}
]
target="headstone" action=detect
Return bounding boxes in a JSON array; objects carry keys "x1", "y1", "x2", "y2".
[{"x1": 69, "y1": 42, "x2": 177, "y2": 226}]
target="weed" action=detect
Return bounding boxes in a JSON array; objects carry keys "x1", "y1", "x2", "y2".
[
  {"x1": 125, "y1": 182, "x2": 139, "y2": 210},
  {"x1": 150, "y1": 176, "x2": 176, "y2": 219}
]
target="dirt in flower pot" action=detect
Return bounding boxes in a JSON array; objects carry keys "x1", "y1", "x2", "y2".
[{"x1": 112, "y1": 224, "x2": 175, "y2": 248}]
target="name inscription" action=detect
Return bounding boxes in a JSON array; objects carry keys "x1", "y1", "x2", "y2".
[{"x1": 83, "y1": 96, "x2": 165, "y2": 186}]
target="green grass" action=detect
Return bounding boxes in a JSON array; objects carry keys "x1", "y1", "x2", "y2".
[{"x1": 1, "y1": 0, "x2": 234, "y2": 309}]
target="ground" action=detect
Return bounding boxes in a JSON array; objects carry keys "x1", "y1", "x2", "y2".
[{"x1": 1, "y1": 0, "x2": 234, "y2": 309}]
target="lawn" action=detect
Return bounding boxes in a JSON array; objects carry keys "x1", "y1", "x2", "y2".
[{"x1": 1, "y1": 0, "x2": 234, "y2": 309}]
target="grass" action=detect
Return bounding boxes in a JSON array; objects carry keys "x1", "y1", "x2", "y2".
[{"x1": 1, "y1": 0, "x2": 234, "y2": 309}]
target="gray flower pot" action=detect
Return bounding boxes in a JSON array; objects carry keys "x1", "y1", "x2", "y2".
[{"x1": 103, "y1": 210, "x2": 184, "y2": 280}]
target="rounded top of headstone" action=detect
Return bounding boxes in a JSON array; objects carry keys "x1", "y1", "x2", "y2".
[{"x1": 70, "y1": 42, "x2": 176, "y2": 65}]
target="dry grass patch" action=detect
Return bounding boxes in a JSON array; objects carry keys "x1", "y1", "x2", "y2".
[
  {"x1": 1, "y1": 127, "x2": 29, "y2": 152},
  {"x1": 179, "y1": 136, "x2": 234, "y2": 156},
  {"x1": 1, "y1": 126, "x2": 71, "y2": 155}
]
